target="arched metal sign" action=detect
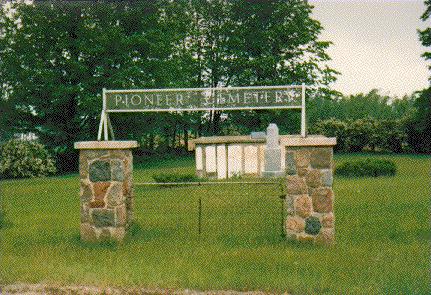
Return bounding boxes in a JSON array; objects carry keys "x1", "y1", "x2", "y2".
[{"x1": 97, "y1": 84, "x2": 307, "y2": 140}]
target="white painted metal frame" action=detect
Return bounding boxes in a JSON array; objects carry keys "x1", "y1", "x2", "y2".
[
  {"x1": 97, "y1": 88, "x2": 116, "y2": 141},
  {"x1": 97, "y1": 84, "x2": 307, "y2": 140}
]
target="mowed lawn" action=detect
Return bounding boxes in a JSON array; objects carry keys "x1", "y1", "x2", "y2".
[{"x1": 0, "y1": 154, "x2": 429, "y2": 294}]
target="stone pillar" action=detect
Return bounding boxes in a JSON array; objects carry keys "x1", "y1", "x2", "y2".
[
  {"x1": 263, "y1": 123, "x2": 284, "y2": 177},
  {"x1": 282, "y1": 136, "x2": 336, "y2": 245},
  {"x1": 74, "y1": 141, "x2": 138, "y2": 242}
]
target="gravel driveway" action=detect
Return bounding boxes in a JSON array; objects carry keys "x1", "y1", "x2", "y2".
[{"x1": 0, "y1": 284, "x2": 289, "y2": 295}]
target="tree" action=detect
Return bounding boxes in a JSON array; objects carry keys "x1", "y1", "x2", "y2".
[
  {"x1": 227, "y1": 0, "x2": 339, "y2": 134},
  {"x1": 418, "y1": 0, "x2": 430, "y2": 74},
  {"x1": 0, "y1": 1, "x2": 183, "y2": 170},
  {"x1": 405, "y1": 89, "x2": 431, "y2": 153},
  {"x1": 405, "y1": 0, "x2": 431, "y2": 153},
  {"x1": 165, "y1": 0, "x2": 338, "y2": 135},
  {"x1": 0, "y1": 0, "x2": 339, "y2": 168}
]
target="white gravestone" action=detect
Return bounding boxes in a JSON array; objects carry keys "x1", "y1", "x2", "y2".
[
  {"x1": 244, "y1": 145, "x2": 258, "y2": 174},
  {"x1": 216, "y1": 145, "x2": 227, "y2": 179},
  {"x1": 196, "y1": 146, "x2": 203, "y2": 170},
  {"x1": 205, "y1": 145, "x2": 217, "y2": 173},
  {"x1": 259, "y1": 145, "x2": 265, "y2": 173},
  {"x1": 228, "y1": 145, "x2": 242, "y2": 177},
  {"x1": 263, "y1": 123, "x2": 284, "y2": 177}
]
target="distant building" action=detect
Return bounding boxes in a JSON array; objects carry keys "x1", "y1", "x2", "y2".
[{"x1": 14, "y1": 132, "x2": 38, "y2": 141}]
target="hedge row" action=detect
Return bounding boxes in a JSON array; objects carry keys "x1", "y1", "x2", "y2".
[
  {"x1": 311, "y1": 118, "x2": 407, "y2": 153},
  {"x1": 152, "y1": 173, "x2": 200, "y2": 183},
  {"x1": 335, "y1": 159, "x2": 396, "y2": 177}
]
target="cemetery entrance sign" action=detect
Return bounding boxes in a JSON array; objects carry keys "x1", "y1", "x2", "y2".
[
  {"x1": 97, "y1": 84, "x2": 307, "y2": 140},
  {"x1": 79, "y1": 83, "x2": 338, "y2": 245}
]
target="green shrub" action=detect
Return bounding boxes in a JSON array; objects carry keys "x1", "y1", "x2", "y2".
[
  {"x1": 0, "y1": 139, "x2": 56, "y2": 178},
  {"x1": 335, "y1": 159, "x2": 396, "y2": 177},
  {"x1": 344, "y1": 118, "x2": 377, "y2": 152},
  {"x1": 311, "y1": 118, "x2": 349, "y2": 152},
  {"x1": 312, "y1": 117, "x2": 408, "y2": 153},
  {"x1": 152, "y1": 173, "x2": 201, "y2": 183},
  {"x1": 377, "y1": 119, "x2": 407, "y2": 153}
]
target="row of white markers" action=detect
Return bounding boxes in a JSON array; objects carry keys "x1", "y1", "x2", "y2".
[{"x1": 195, "y1": 144, "x2": 286, "y2": 179}]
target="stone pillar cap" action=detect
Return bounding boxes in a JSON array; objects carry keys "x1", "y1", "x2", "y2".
[
  {"x1": 74, "y1": 141, "x2": 139, "y2": 150},
  {"x1": 280, "y1": 135, "x2": 336, "y2": 147}
]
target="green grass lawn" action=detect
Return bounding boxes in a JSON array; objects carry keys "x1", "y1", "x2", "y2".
[{"x1": 0, "y1": 154, "x2": 430, "y2": 294}]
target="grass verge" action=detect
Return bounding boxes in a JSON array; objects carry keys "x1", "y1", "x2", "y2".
[{"x1": 0, "y1": 153, "x2": 429, "y2": 294}]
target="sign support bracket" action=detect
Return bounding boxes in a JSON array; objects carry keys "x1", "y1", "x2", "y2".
[
  {"x1": 97, "y1": 88, "x2": 115, "y2": 141},
  {"x1": 106, "y1": 113, "x2": 115, "y2": 140},
  {"x1": 300, "y1": 83, "x2": 306, "y2": 138},
  {"x1": 97, "y1": 110, "x2": 104, "y2": 141}
]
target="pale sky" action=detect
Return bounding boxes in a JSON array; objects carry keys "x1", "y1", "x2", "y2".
[{"x1": 310, "y1": 0, "x2": 430, "y2": 96}]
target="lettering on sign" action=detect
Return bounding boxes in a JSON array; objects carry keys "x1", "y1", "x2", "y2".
[{"x1": 104, "y1": 87, "x2": 303, "y2": 111}]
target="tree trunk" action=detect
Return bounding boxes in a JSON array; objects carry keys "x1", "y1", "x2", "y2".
[
  {"x1": 212, "y1": 111, "x2": 221, "y2": 135},
  {"x1": 172, "y1": 126, "x2": 177, "y2": 149},
  {"x1": 148, "y1": 133, "x2": 155, "y2": 150},
  {"x1": 183, "y1": 126, "x2": 189, "y2": 152}
]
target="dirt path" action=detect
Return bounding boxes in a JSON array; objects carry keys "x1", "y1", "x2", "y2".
[{"x1": 0, "y1": 284, "x2": 289, "y2": 295}]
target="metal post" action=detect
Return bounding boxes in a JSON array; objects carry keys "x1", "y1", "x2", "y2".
[
  {"x1": 300, "y1": 83, "x2": 306, "y2": 138},
  {"x1": 103, "y1": 112, "x2": 109, "y2": 141},
  {"x1": 102, "y1": 88, "x2": 107, "y2": 111},
  {"x1": 198, "y1": 196, "x2": 202, "y2": 236},
  {"x1": 102, "y1": 88, "x2": 109, "y2": 141},
  {"x1": 97, "y1": 110, "x2": 104, "y2": 141},
  {"x1": 280, "y1": 195, "x2": 285, "y2": 238},
  {"x1": 107, "y1": 114, "x2": 115, "y2": 140}
]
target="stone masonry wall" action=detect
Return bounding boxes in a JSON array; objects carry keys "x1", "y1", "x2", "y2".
[
  {"x1": 284, "y1": 146, "x2": 335, "y2": 245},
  {"x1": 79, "y1": 149, "x2": 133, "y2": 242}
]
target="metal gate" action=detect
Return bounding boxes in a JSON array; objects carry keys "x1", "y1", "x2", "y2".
[{"x1": 133, "y1": 181, "x2": 285, "y2": 243}]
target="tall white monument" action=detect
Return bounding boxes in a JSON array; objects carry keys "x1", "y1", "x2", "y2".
[{"x1": 263, "y1": 123, "x2": 284, "y2": 177}]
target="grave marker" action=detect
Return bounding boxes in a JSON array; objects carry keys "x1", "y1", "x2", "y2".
[{"x1": 263, "y1": 124, "x2": 284, "y2": 177}]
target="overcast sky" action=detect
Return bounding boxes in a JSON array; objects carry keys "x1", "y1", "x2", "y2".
[{"x1": 310, "y1": 0, "x2": 429, "y2": 97}]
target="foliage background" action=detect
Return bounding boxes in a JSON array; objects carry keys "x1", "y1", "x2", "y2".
[{"x1": 0, "y1": 0, "x2": 429, "y2": 175}]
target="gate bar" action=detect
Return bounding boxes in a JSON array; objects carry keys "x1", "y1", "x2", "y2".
[{"x1": 134, "y1": 181, "x2": 281, "y2": 186}]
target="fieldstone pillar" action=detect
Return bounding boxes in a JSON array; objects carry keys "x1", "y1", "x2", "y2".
[
  {"x1": 263, "y1": 123, "x2": 284, "y2": 177},
  {"x1": 282, "y1": 136, "x2": 336, "y2": 245},
  {"x1": 74, "y1": 141, "x2": 138, "y2": 242}
]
